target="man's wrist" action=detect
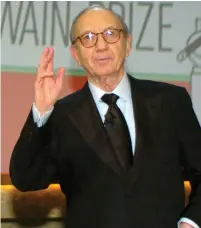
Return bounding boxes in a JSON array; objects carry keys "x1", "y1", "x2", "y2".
[
  {"x1": 33, "y1": 103, "x2": 53, "y2": 117},
  {"x1": 32, "y1": 103, "x2": 54, "y2": 127}
]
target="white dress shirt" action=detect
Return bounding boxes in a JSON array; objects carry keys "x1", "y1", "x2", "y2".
[
  {"x1": 88, "y1": 74, "x2": 136, "y2": 153},
  {"x1": 32, "y1": 74, "x2": 199, "y2": 228}
]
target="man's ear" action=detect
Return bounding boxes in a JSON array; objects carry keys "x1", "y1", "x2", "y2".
[
  {"x1": 70, "y1": 45, "x2": 81, "y2": 65},
  {"x1": 125, "y1": 34, "x2": 132, "y2": 57}
]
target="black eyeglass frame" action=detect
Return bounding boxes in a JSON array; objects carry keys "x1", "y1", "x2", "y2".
[{"x1": 72, "y1": 28, "x2": 125, "y2": 48}]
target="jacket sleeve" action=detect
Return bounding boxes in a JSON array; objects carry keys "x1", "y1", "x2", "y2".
[
  {"x1": 171, "y1": 87, "x2": 201, "y2": 226},
  {"x1": 9, "y1": 107, "x2": 60, "y2": 192}
]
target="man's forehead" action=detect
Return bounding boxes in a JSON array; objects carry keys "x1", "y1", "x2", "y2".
[
  {"x1": 79, "y1": 25, "x2": 120, "y2": 34},
  {"x1": 74, "y1": 9, "x2": 122, "y2": 34}
]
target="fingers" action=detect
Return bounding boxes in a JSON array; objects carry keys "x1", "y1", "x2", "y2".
[
  {"x1": 39, "y1": 47, "x2": 54, "y2": 70},
  {"x1": 39, "y1": 47, "x2": 49, "y2": 64},
  {"x1": 36, "y1": 67, "x2": 65, "y2": 87},
  {"x1": 37, "y1": 47, "x2": 54, "y2": 81},
  {"x1": 36, "y1": 70, "x2": 54, "y2": 83},
  {"x1": 55, "y1": 67, "x2": 65, "y2": 89},
  {"x1": 37, "y1": 48, "x2": 64, "y2": 87},
  {"x1": 46, "y1": 48, "x2": 54, "y2": 73}
]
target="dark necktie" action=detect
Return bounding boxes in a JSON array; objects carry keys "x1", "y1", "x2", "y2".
[{"x1": 101, "y1": 93, "x2": 133, "y2": 172}]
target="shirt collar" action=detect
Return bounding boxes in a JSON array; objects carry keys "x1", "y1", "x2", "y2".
[{"x1": 88, "y1": 73, "x2": 131, "y2": 104}]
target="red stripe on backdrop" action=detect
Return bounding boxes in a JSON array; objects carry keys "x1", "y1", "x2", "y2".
[
  {"x1": 164, "y1": 81, "x2": 190, "y2": 92},
  {"x1": 1, "y1": 72, "x2": 189, "y2": 174},
  {"x1": 1, "y1": 72, "x2": 87, "y2": 173}
]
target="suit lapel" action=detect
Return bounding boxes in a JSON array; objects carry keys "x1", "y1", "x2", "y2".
[
  {"x1": 65, "y1": 83, "x2": 123, "y2": 176},
  {"x1": 63, "y1": 76, "x2": 162, "y2": 181},
  {"x1": 126, "y1": 75, "x2": 163, "y2": 184}
]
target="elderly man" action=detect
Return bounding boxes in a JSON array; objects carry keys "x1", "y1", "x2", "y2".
[{"x1": 10, "y1": 5, "x2": 201, "y2": 228}]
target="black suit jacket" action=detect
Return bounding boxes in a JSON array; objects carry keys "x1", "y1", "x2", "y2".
[{"x1": 10, "y1": 75, "x2": 201, "y2": 228}]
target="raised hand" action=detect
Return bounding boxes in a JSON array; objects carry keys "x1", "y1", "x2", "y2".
[{"x1": 34, "y1": 47, "x2": 65, "y2": 115}]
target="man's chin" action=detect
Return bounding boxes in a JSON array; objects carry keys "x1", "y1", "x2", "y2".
[{"x1": 93, "y1": 69, "x2": 115, "y2": 77}]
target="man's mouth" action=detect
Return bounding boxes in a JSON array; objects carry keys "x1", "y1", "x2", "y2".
[{"x1": 94, "y1": 57, "x2": 112, "y2": 62}]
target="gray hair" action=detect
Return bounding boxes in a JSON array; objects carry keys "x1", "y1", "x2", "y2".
[{"x1": 70, "y1": 4, "x2": 129, "y2": 43}]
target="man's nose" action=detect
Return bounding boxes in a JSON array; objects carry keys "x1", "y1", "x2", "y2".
[{"x1": 95, "y1": 34, "x2": 108, "y2": 50}]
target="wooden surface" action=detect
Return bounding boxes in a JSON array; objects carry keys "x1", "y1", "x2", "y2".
[{"x1": 1, "y1": 173, "x2": 192, "y2": 227}]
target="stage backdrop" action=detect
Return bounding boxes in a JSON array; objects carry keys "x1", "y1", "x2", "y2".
[{"x1": 1, "y1": 1, "x2": 201, "y2": 175}]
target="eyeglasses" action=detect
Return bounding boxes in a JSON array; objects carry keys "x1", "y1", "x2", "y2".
[{"x1": 72, "y1": 28, "x2": 124, "y2": 48}]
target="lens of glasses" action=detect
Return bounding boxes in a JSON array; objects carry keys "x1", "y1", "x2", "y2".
[
  {"x1": 103, "y1": 29, "x2": 120, "y2": 43},
  {"x1": 80, "y1": 29, "x2": 122, "y2": 48},
  {"x1": 81, "y1": 33, "x2": 97, "y2": 47}
]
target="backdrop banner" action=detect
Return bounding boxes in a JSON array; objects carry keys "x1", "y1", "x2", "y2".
[{"x1": 1, "y1": 1, "x2": 201, "y2": 174}]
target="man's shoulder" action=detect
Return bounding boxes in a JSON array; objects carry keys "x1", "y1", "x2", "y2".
[{"x1": 129, "y1": 75, "x2": 187, "y2": 97}]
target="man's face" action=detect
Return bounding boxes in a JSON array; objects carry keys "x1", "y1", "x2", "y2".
[{"x1": 71, "y1": 9, "x2": 131, "y2": 79}]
